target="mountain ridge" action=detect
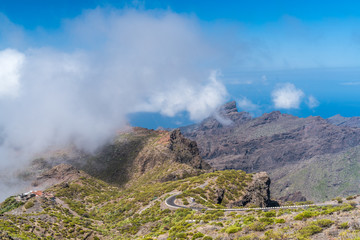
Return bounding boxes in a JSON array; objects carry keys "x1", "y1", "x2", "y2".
[{"x1": 180, "y1": 101, "x2": 360, "y2": 201}]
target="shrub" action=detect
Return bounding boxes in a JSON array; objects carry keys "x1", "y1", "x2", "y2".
[
  {"x1": 248, "y1": 222, "x2": 267, "y2": 231},
  {"x1": 275, "y1": 218, "x2": 285, "y2": 224},
  {"x1": 263, "y1": 211, "x2": 276, "y2": 217},
  {"x1": 299, "y1": 224, "x2": 322, "y2": 237},
  {"x1": 346, "y1": 195, "x2": 356, "y2": 200},
  {"x1": 225, "y1": 226, "x2": 242, "y2": 234},
  {"x1": 192, "y1": 232, "x2": 204, "y2": 239},
  {"x1": 211, "y1": 222, "x2": 224, "y2": 227},
  {"x1": 265, "y1": 229, "x2": 287, "y2": 239},
  {"x1": 24, "y1": 201, "x2": 35, "y2": 209},
  {"x1": 313, "y1": 219, "x2": 334, "y2": 228},
  {"x1": 294, "y1": 210, "x2": 318, "y2": 220},
  {"x1": 259, "y1": 217, "x2": 274, "y2": 224},
  {"x1": 243, "y1": 216, "x2": 256, "y2": 224},
  {"x1": 176, "y1": 232, "x2": 187, "y2": 238},
  {"x1": 203, "y1": 237, "x2": 213, "y2": 240},
  {"x1": 24, "y1": 224, "x2": 32, "y2": 231},
  {"x1": 342, "y1": 203, "x2": 356, "y2": 211},
  {"x1": 338, "y1": 222, "x2": 349, "y2": 229}
]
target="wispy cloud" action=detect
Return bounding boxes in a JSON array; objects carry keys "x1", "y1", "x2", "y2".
[
  {"x1": 237, "y1": 97, "x2": 260, "y2": 114},
  {"x1": 306, "y1": 95, "x2": 320, "y2": 109},
  {"x1": 341, "y1": 81, "x2": 360, "y2": 86}
]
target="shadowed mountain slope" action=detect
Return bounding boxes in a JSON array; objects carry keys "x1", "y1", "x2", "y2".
[
  {"x1": 25, "y1": 127, "x2": 211, "y2": 189},
  {"x1": 180, "y1": 101, "x2": 360, "y2": 201}
]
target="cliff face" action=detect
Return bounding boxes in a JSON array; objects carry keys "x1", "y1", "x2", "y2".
[
  {"x1": 169, "y1": 129, "x2": 211, "y2": 170},
  {"x1": 180, "y1": 101, "x2": 360, "y2": 201},
  {"x1": 233, "y1": 172, "x2": 279, "y2": 207}
]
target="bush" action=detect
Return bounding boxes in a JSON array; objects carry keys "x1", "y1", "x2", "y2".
[
  {"x1": 176, "y1": 232, "x2": 187, "y2": 238},
  {"x1": 265, "y1": 229, "x2": 287, "y2": 239},
  {"x1": 211, "y1": 222, "x2": 223, "y2": 227},
  {"x1": 203, "y1": 237, "x2": 213, "y2": 240},
  {"x1": 225, "y1": 226, "x2": 242, "y2": 234},
  {"x1": 338, "y1": 222, "x2": 349, "y2": 229},
  {"x1": 334, "y1": 197, "x2": 343, "y2": 203},
  {"x1": 243, "y1": 216, "x2": 256, "y2": 224},
  {"x1": 313, "y1": 219, "x2": 334, "y2": 228},
  {"x1": 192, "y1": 232, "x2": 204, "y2": 239},
  {"x1": 299, "y1": 224, "x2": 322, "y2": 237},
  {"x1": 248, "y1": 222, "x2": 267, "y2": 231},
  {"x1": 259, "y1": 217, "x2": 274, "y2": 224},
  {"x1": 346, "y1": 195, "x2": 356, "y2": 200},
  {"x1": 24, "y1": 201, "x2": 35, "y2": 209},
  {"x1": 263, "y1": 211, "x2": 276, "y2": 217},
  {"x1": 342, "y1": 203, "x2": 356, "y2": 211},
  {"x1": 294, "y1": 210, "x2": 319, "y2": 220},
  {"x1": 275, "y1": 218, "x2": 285, "y2": 224}
]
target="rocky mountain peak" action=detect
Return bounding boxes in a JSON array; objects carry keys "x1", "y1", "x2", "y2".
[
  {"x1": 169, "y1": 129, "x2": 211, "y2": 170},
  {"x1": 219, "y1": 100, "x2": 238, "y2": 114},
  {"x1": 260, "y1": 111, "x2": 282, "y2": 122},
  {"x1": 231, "y1": 172, "x2": 279, "y2": 207}
]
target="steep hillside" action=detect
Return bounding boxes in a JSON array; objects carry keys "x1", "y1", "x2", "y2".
[
  {"x1": 23, "y1": 127, "x2": 211, "y2": 190},
  {"x1": 0, "y1": 162, "x2": 276, "y2": 239},
  {"x1": 2, "y1": 125, "x2": 360, "y2": 239},
  {"x1": 180, "y1": 101, "x2": 360, "y2": 201},
  {"x1": 1, "y1": 162, "x2": 360, "y2": 239}
]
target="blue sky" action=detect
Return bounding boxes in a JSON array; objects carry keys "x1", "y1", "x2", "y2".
[{"x1": 1, "y1": 1, "x2": 360, "y2": 130}]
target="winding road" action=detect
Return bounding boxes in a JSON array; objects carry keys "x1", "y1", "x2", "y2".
[{"x1": 165, "y1": 193, "x2": 342, "y2": 212}]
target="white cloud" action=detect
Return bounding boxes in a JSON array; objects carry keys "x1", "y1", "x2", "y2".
[
  {"x1": 0, "y1": 8, "x2": 229, "y2": 199},
  {"x1": 307, "y1": 95, "x2": 320, "y2": 109},
  {"x1": 135, "y1": 71, "x2": 228, "y2": 121},
  {"x1": 0, "y1": 49, "x2": 24, "y2": 97},
  {"x1": 271, "y1": 83, "x2": 304, "y2": 109},
  {"x1": 237, "y1": 97, "x2": 260, "y2": 112}
]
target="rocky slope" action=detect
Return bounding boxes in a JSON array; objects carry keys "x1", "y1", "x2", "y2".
[
  {"x1": 0, "y1": 128, "x2": 280, "y2": 239},
  {"x1": 327, "y1": 114, "x2": 360, "y2": 128},
  {"x1": 1, "y1": 161, "x2": 360, "y2": 239},
  {"x1": 180, "y1": 101, "x2": 360, "y2": 201},
  {"x1": 22, "y1": 127, "x2": 211, "y2": 190}
]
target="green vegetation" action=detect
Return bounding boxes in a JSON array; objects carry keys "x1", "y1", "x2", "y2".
[
  {"x1": 24, "y1": 200, "x2": 35, "y2": 209},
  {"x1": 0, "y1": 131, "x2": 359, "y2": 239},
  {"x1": 298, "y1": 224, "x2": 322, "y2": 237},
  {"x1": 338, "y1": 222, "x2": 349, "y2": 229},
  {"x1": 225, "y1": 225, "x2": 242, "y2": 234},
  {"x1": 312, "y1": 219, "x2": 334, "y2": 228},
  {"x1": 0, "y1": 197, "x2": 24, "y2": 214}
]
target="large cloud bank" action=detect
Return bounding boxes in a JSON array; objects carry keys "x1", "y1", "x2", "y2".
[{"x1": 0, "y1": 9, "x2": 228, "y2": 178}]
